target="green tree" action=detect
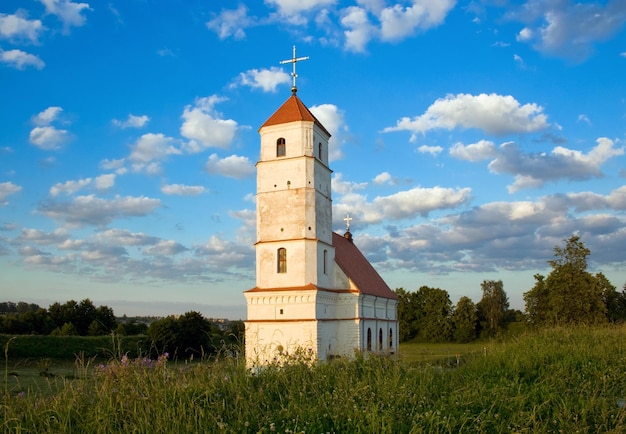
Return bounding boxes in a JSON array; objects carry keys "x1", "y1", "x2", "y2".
[
  {"x1": 394, "y1": 288, "x2": 420, "y2": 342},
  {"x1": 414, "y1": 286, "x2": 453, "y2": 343},
  {"x1": 477, "y1": 280, "x2": 509, "y2": 337},
  {"x1": 524, "y1": 235, "x2": 607, "y2": 326},
  {"x1": 451, "y1": 296, "x2": 478, "y2": 343}
]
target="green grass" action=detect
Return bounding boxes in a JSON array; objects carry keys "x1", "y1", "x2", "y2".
[{"x1": 3, "y1": 326, "x2": 626, "y2": 433}]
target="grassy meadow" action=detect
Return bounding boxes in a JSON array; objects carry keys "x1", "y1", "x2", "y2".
[{"x1": 3, "y1": 326, "x2": 626, "y2": 433}]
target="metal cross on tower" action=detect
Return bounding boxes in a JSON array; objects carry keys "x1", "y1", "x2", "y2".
[
  {"x1": 280, "y1": 45, "x2": 309, "y2": 94},
  {"x1": 344, "y1": 214, "x2": 353, "y2": 232}
]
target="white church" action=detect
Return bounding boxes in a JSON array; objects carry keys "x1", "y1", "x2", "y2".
[{"x1": 244, "y1": 52, "x2": 398, "y2": 365}]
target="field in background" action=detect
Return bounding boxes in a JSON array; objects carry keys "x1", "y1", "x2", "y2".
[{"x1": 3, "y1": 326, "x2": 626, "y2": 432}]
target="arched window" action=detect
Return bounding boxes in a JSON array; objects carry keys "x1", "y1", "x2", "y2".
[
  {"x1": 276, "y1": 138, "x2": 286, "y2": 157},
  {"x1": 389, "y1": 328, "x2": 393, "y2": 349},
  {"x1": 277, "y1": 248, "x2": 287, "y2": 273},
  {"x1": 318, "y1": 142, "x2": 322, "y2": 160},
  {"x1": 366, "y1": 328, "x2": 372, "y2": 351},
  {"x1": 378, "y1": 328, "x2": 383, "y2": 351}
]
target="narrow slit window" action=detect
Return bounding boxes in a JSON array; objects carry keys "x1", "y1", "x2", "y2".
[
  {"x1": 277, "y1": 138, "x2": 286, "y2": 157},
  {"x1": 277, "y1": 248, "x2": 287, "y2": 273},
  {"x1": 318, "y1": 142, "x2": 322, "y2": 160},
  {"x1": 367, "y1": 328, "x2": 372, "y2": 351},
  {"x1": 323, "y1": 249, "x2": 328, "y2": 274},
  {"x1": 378, "y1": 328, "x2": 383, "y2": 351}
]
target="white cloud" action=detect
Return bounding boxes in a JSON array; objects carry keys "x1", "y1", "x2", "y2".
[
  {"x1": 510, "y1": 1, "x2": 626, "y2": 60},
  {"x1": 49, "y1": 178, "x2": 91, "y2": 196},
  {"x1": 145, "y1": 240, "x2": 188, "y2": 256},
  {"x1": 205, "y1": 154, "x2": 255, "y2": 179},
  {"x1": 128, "y1": 133, "x2": 181, "y2": 173},
  {"x1": 33, "y1": 107, "x2": 63, "y2": 126},
  {"x1": 379, "y1": 0, "x2": 456, "y2": 41},
  {"x1": 40, "y1": 0, "x2": 91, "y2": 32},
  {"x1": 233, "y1": 67, "x2": 290, "y2": 92},
  {"x1": 161, "y1": 184, "x2": 206, "y2": 196},
  {"x1": 206, "y1": 5, "x2": 252, "y2": 40},
  {"x1": 95, "y1": 174, "x2": 115, "y2": 191},
  {"x1": 341, "y1": 6, "x2": 376, "y2": 52},
  {"x1": 39, "y1": 194, "x2": 161, "y2": 227},
  {"x1": 266, "y1": 0, "x2": 336, "y2": 17},
  {"x1": 180, "y1": 96, "x2": 238, "y2": 151},
  {"x1": 449, "y1": 140, "x2": 498, "y2": 161},
  {"x1": 0, "y1": 12, "x2": 44, "y2": 43},
  {"x1": 29, "y1": 126, "x2": 69, "y2": 150},
  {"x1": 384, "y1": 93, "x2": 549, "y2": 139},
  {"x1": 418, "y1": 145, "x2": 443, "y2": 156},
  {"x1": 310, "y1": 103, "x2": 346, "y2": 161},
  {"x1": 95, "y1": 228, "x2": 159, "y2": 246},
  {"x1": 489, "y1": 137, "x2": 625, "y2": 193},
  {"x1": 334, "y1": 185, "x2": 472, "y2": 226},
  {"x1": 372, "y1": 172, "x2": 397, "y2": 185},
  {"x1": 0, "y1": 182, "x2": 22, "y2": 205},
  {"x1": 112, "y1": 114, "x2": 150, "y2": 129},
  {"x1": 332, "y1": 172, "x2": 367, "y2": 195},
  {"x1": 0, "y1": 48, "x2": 45, "y2": 70}
]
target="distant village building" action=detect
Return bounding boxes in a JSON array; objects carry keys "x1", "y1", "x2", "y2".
[{"x1": 244, "y1": 50, "x2": 398, "y2": 365}]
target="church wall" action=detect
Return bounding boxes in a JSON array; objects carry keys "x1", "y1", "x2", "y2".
[
  {"x1": 245, "y1": 319, "x2": 318, "y2": 365},
  {"x1": 246, "y1": 290, "x2": 317, "y2": 321},
  {"x1": 317, "y1": 319, "x2": 360, "y2": 359}
]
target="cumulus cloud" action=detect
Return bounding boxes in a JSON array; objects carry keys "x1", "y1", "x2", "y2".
[
  {"x1": 49, "y1": 178, "x2": 91, "y2": 196},
  {"x1": 29, "y1": 126, "x2": 69, "y2": 150},
  {"x1": 334, "y1": 184, "x2": 472, "y2": 227},
  {"x1": 38, "y1": 194, "x2": 161, "y2": 227},
  {"x1": 161, "y1": 184, "x2": 206, "y2": 196},
  {"x1": 310, "y1": 103, "x2": 346, "y2": 161},
  {"x1": 145, "y1": 240, "x2": 188, "y2": 256},
  {"x1": 332, "y1": 172, "x2": 367, "y2": 195},
  {"x1": 0, "y1": 12, "x2": 44, "y2": 43},
  {"x1": 384, "y1": 93, "x2": 549, "y2": 140},
  {"x1": 449, "y1": 140, "x2": 498, "y2": 162},
  {"x1": 180, "y1": 96, "x2": 238, "y2": 151},
  {"x1": 40, "y1": 0, "x2": 91, "y2": 32},
  {"x1": 372, "y1": 172, "x2": 395, "y2": 185},
  {"x1": 94, "y1": 174, "x2": 115, "y2": 191},
  {"x1": 509, "y1": 0, "x2": 626, "y2": 60},
  {"x1": 266, "y1": 0, "x2": 336, "y2": 18},
  {"x1": 127, "y1": 133, "x2": 181, "y2": 174},
  {"x1": 206, "y1": 4, "x2": 252, "y2": 40},
  {"x1": 0, "y1": 48, "x2": 45, "y2": 70},
  {"x1": 378, "y1": 0, "x2": 456, "y2": 41},
  {"x1": 205, "y1": 154, "x2": 255, "y2": 179},
  {"x1": 232, "y1": 67, "x2": 290, "y2": 92},
  {"x1": 112, "y1": 114, "x2": 150, "y2": 129},
  {"x1": 341, "y1": 6, "x2": 376, "y2": 52},
  {"x1": 29, "y1": 107, "x2": 69, "y2": 150},
  {"x1": 195, "y1": 235, "x2": 254, "y2": 270},
  {"x1": 489, "y1": 137, "x2": 625, "y2": 193},
  {"x1": 418, "y1": 145, "x2": 443, "y2": 156},
  {"x1": 0, "y1": 182, "x2": 22, "y2": 205},
  {"x1": 95, "y1": 228, "x2": 160, "y2": 246}
]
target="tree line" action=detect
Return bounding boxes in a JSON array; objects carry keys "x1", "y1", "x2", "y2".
[
  {"x1": 0, "y1": 299, "x2": 244, "y2": 359},
  {"x1": 397, "y1": 235, "x2": 626, "y2": 343}
]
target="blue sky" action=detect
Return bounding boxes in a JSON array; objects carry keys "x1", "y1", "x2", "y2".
[{"x1": 1, "y1": 0, "x2": 625, "y2": 319}]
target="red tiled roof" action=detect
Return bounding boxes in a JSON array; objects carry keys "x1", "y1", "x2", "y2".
[
  {"x1": 332, "y1": 232, "x2": 398, "y2": 300},
  {"x1": 260, "y1": 93, "x2": 331, "y2": 137}
]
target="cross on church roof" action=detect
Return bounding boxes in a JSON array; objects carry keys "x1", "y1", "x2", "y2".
[
  {"x1": 344, "y1": 214, "x2": 353, "y2": 231},
  {"x1": 280, "y1": 45, "x2": 309, "y2": 94}
]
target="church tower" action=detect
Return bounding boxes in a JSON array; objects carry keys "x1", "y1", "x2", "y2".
[{"x1": 245, "y1": 48, "x2": 398, "y2": 366}]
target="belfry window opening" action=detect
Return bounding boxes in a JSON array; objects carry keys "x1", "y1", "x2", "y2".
[
  {"x1": 277, "y1": 138, "x2": 286, "y2": 157},
  {"x1": 277, "y1": 248, "x2": 287, "y2": 273}
]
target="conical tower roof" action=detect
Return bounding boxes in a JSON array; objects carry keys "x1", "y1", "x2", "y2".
[{"x1": 260, "y1": 92, "x2": 331, "y2": 137}]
